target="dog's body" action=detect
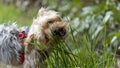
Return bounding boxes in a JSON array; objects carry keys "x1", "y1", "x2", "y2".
[{"x1": 0, "y1": 8, "x2": 69, "y2": 68}]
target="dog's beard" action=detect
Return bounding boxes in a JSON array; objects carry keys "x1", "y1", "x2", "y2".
[{"x1": 0, "y1": 24, "x2": 23, "y2": 66}]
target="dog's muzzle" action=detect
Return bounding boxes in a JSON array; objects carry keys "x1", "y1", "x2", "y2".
[{"x1": 53, "y1": 28, "x2": 66, "y2": 37}]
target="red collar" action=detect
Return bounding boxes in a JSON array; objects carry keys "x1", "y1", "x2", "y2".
[
  {"x1": 18, "y1": 31, "x2": 27, "y2": 64},
  {"x1": 18, "y1": 31, "x2": 27, "y2": 44}
]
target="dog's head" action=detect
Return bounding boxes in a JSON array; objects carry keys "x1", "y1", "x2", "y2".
[{"x1": 27, "y1": 8, "x2": 69, "y2": 47}]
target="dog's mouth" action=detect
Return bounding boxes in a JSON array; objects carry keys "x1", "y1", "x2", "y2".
[{"x1": 53, "y1": 28, "x2": 66, "y2": 37}]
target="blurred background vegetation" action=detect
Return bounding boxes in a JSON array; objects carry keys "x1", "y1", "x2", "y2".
[{"x1": 1, "y1": 0, "x2": 120, "y2": 68}]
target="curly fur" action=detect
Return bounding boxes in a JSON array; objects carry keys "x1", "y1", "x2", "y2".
[
  {"x1": 24, "y1": 8, "x2": 69, "y2": 68},
  {"x1": 0, "y1": 23, "x2": 23, "y2": 66}
]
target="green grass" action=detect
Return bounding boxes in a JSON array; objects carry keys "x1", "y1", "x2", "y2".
[
  {"x1": 0, "y1": 3, "x2": 116, "y2": 68},
  {"x1": 45, "y1": 29, "x2": 116, "y2": 68}
]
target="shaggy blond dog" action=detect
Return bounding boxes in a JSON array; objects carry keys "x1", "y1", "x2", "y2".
[{"x1": 24, "y1": 8, "x2": 69, "y2": 68}]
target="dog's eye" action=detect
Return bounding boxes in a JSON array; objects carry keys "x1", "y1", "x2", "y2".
[{"x1": 47, "y1": 21, "x2": 53, "y2": 25}]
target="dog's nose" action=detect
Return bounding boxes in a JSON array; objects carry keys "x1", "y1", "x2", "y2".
[{"x1": 54, "y1": 28, "x2": 66, "y2": 36}]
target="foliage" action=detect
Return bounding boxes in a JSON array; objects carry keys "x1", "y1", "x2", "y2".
[{"x1": 46, "y1": 0, "x2": 119, "y2": 68}]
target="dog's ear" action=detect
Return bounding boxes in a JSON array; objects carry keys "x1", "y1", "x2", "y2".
[{"x1": 38, "y1": 7, "x2": 47, "y2": 16}]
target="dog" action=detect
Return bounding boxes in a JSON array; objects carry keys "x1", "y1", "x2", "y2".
[
  {"x1": 0, "y1": 23, "x2": 29, "y2": 68},
  {"x1": 0, "y1": 8, "x2": 69, "y2": 68},
  {"x1": 24, "y1": 8, "x2": 69, "y2": 68}
]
